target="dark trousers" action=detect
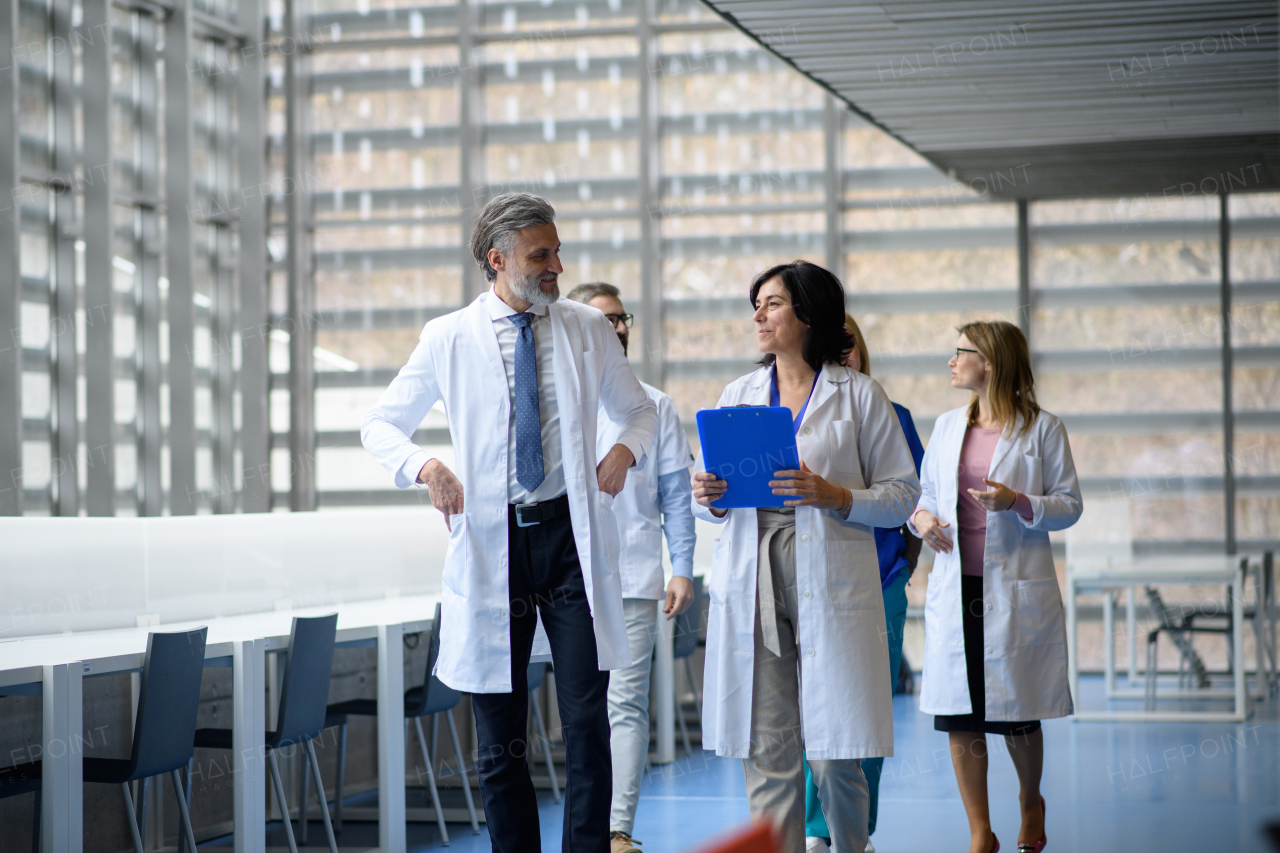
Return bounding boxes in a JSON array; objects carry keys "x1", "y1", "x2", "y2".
[{"x1": 471, "y1": 497, "x2": 612, "y2": 853}]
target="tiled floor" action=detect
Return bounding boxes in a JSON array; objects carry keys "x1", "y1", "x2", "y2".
[{"x1": 214, "y1": 676, "x2": 1280, "y2": 852}]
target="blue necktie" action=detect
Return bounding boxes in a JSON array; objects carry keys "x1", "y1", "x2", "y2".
[{"x1": 507, "y1": 312, "x2": 545, "y2": 494}]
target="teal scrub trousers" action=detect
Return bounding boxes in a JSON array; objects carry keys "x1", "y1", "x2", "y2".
[{"x1": 804, "y1": 569, "x2": 910, "y2": 839}]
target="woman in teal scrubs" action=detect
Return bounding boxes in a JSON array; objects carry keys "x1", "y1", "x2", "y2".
[{"x1": 805, "y1": 314, "x2": 925, "y2": 852}]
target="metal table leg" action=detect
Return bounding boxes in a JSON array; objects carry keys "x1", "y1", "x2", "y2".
[
  {"x1": 232, "y1": 638, "x2": 266, "y2": 853},
  {"x1": 378, "y1": 623, "x2": 407, "y2": 853},
  {"x1": 42, "y1": 662, "x2": 83, "y2": 853}
]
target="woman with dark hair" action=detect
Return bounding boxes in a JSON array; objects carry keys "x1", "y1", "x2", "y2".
[
  {"x1": 909, "y1": 320, "x2": 1082, "y2": 853},
  {"x1": 692, "y1": 261, "x2": 921, "y2": 852}
]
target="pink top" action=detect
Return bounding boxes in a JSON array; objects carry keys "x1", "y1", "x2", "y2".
[{"x1": 956, "y1": 426, "x2": 1034, "y2": 576}]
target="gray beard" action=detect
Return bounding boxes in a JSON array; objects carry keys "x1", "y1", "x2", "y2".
[{"x1": 508, "y1": 265, "x2": 559, "y2": 306}]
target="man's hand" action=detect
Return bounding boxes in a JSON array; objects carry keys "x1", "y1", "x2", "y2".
[
  {"x1": 418, "y1": 459, "x2": 464, "y2": 529},
  {"x1": 663, "y1": 576, "x2": 695, "y2": 620},
  {"x1": 596, "y1": 443, "x2": 635, "y2": 497}
]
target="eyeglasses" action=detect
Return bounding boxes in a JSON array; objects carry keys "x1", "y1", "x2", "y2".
[
  {"x1": 604, "y1": 313, "x2": 634, "y2": 329},
  {"x1": 954, "y1": 347, "x2": 980, "y2": 359}
]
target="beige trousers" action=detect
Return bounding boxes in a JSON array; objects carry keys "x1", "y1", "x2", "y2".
[{"x1": 745, "y1": 508, "x2": 870, "y2": 853}]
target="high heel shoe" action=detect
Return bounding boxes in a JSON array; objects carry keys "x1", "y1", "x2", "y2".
[{"x1": 1016, "y1": 795, "x2": 1047, "y2": 853}]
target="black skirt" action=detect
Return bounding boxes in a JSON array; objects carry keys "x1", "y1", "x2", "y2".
[{"x1": 934, "y1": 574, "x2": 1041, "y2": 738}]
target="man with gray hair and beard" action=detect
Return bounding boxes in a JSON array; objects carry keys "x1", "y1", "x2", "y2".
[{"x1": 362, "y1": 192, "x2": 658, "y2": 852}]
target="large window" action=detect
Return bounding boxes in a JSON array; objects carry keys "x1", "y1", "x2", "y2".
[
  {"x1": 5, "y1": 0, "x2": 268, "y2": 517},
  {"x1": 6, "y1": 0, "x2": 1276, "y2": 560}
]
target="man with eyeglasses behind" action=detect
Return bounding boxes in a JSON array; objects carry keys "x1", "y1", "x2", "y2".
[{"x1": 568, "y1": 282, "x2": 697, "y2": 853}]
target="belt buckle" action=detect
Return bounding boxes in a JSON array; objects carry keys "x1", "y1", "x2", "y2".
[{"x1": 515, "y1": 502, "x2": 540, "y2": 527}]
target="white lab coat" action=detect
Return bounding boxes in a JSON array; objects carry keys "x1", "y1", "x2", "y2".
[
  {"x1": 693, "y1": 363, "x2": 920, "y2": 759},
  {"x1": 362, "y1": 294, "x2": 658, "y2": 693},
  {"x1": 595, "y1": 382, "x2": 694, "y2": 600},
  {"x1": 909, "y1": 406, "x2": 1083, "y2": 720}
]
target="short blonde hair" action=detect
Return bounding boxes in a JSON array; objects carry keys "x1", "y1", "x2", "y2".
[
  {"x1": 958, "y1": 320, "x2": 1040, "y2": 438},
  {"x1": 844, "y1": 312, "x2": 870, "y2": 376}
]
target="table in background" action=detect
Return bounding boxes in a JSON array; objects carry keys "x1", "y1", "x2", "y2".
[{"x1": 1066, "y1": 554, "x2": 1273, "y2": 722}]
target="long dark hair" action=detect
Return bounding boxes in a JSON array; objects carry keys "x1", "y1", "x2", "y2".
[{"x1": 749, "y1": 261, "x2": 854, "y2": 372}]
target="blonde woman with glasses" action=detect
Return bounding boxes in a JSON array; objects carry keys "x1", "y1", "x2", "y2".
[{"x1": 908, "y1": 321, "x2": 1082, "y2": 853}]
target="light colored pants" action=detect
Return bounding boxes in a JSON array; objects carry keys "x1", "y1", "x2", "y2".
[
  {"x1": 607, "y1": 597, "x2": 659, "y2": 835},
  {"x1": 748, "y1": 509, "x2": 870, "y2": 853}
]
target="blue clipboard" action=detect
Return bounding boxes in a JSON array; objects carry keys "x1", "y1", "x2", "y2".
[{"x1": 695, "y1": 406, "x2": 800, "y2": 509}]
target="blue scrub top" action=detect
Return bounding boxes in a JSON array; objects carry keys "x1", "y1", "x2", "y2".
[{"x1": 875, "y1": 402, "x2": 925, "y2": 588}]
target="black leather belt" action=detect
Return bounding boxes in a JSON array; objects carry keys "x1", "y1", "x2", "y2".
[{"x1": 511, "y1": 494, "x2": 571, "y2": 528}]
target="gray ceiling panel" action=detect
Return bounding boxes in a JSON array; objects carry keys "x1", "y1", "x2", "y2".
[{"x1": 699, "y1": 0, "x2": 1280, "y2": 198}]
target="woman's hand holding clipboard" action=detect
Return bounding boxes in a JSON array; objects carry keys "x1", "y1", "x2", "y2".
[{"x1": 695, "y1": 406, "x2": 852, "y2": 516}]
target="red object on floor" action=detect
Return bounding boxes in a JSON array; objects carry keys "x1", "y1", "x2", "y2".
[{"x1": 686, "y1": 821, "x2": 780, "y2": 853}]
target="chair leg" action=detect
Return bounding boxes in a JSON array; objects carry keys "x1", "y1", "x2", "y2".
[
  {"x1": 413, "y1": 715, "x2": 450, "y2": 845},
  {"x1": 184, "y1": 759, "x2": 194, "y2": 852},
  {"x1": 267, "y1": 748, "x2": 301, "y2": 853},
  {"x1": 676, "y1": 689, "x2": 693, "y2": 755},
  {"x1": 684, "y1": 656, "x2": 702, "y2": 714},
  {"x1": 176, "y1": 761, "x2": 193, "y2": 853},
  {"x1": 528, "y1": 689, "x2": 560, "y2": 803},
  {"x1": 305, "y1": 739, "x2": 340, "y2": 853},
  {"x1": 298, "y1": 743, "x2": 311, "y2": 845},
  {"x1": 431, "y1": 713, "x2": 439, "y2": 764},
  {"x1": 31, "y1": 788, "x2": 40, "y2": 853},
  {"x1": 171, "y1": 769, "x2": 199, "y2": 853},
  {"x1": 134, "y1": 775, "x2": 148, "y2": 845},
  {"x1": 334, "y1": 723, "x2": 348, "y2": 833},
  {"x1": 1145, "y1": 636, "x2": 1158, "y2": 712},
  {"x1": 119, "y1": 782, "x2": 145, "y2": 853},
  {"x1": 445, "y1": 709, "x2": 480, "y2": 834}
]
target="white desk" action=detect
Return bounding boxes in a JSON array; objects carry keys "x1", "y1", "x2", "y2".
[
  {"x1": 0, "y1": 593, "x2": 440, "y2": 853},
  {"x1": 1066, "y1": 555, "x2": 1253, "y2": 722}
]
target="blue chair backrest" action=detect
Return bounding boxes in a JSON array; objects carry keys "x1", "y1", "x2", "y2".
[
  {"x1": 526, "y1": 661, "x2": 548, "y2": 691},
  {"x1": 131, "y1": 627, "x2": 208, "y2": 779},
  {"x1": 673, "y1": 575, "x2": 704, "y2": 660},
  {"x1": 273, "y1": 614, "x2": 338, "y2": 748},
  {"x1": 415, "y1": 603, "x2": 463, "y2": 715}
]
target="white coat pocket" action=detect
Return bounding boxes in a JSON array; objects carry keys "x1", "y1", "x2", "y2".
[
  {"x1": 581, "y1": 349, "x2": 603, "y2": 402},
  {"x1": 708, "y1": 538, "x2": 729, "y2": 605},
  {"x1": 443, "y1": 513, "x2": 468, "y2": 598},
  {"x1": 825, "y1": 539, "x2": 880, "y2": 611},
  {"x1": 1012, "y1": 578, "x2": 1065, "y2": 646},
  {"x1": 828, "y1": 420, "x2": 862, "y2": 477},
  {"x1": 1019, "y1": 453, "x2": 1044, "y2": 496}
]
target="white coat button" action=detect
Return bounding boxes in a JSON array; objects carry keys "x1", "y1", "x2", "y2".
[
  {"x1": 987, "y1": 604, "x2": 993, "y2": 612},
  {"x1": 807, "y1": 647, "x2": 815, "y2": 657},
  {"x1": 804, "y1": 590, "x2": 813, "y2": 599},
  {"x1": 800, "y1": 534, "x2": 811, "y2": 543},
  {"x1": 802, "y1": 427, "x2": 811, "y2": 435},
  {"x1": 985, "y1": 647, "x2": 993, "y2": 655}
]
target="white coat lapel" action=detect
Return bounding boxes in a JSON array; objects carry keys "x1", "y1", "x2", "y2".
[
  {"x1": 467, "y1": 293, "x2": 505, "y2": 381},
  {"x1": 799, "y1": 362, "x2": 848, "y2": 429},
  {"x1": 938, "y1": 412, "x2": 967, "y2": 522},
  {"x1": 986, "y1": 414, "x2": 1025, "y2": 483},
  {"x1": 549, "y1": 302, "x2": 583, "y2": 409},
  {"x1": 739, "y1": 367, "x2": 772, "y2": 407}
]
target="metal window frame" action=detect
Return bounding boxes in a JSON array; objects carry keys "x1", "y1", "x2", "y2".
[
  {"x1": 166, "y1": 0, "x2": 199, "y2": 515},
  {"x1": 50, "y1": 0, "x2": 78, "y2": 516},
  {"x1": 0, "y1": 0, "x2": 20, "y2": 516},
  {"x1": 81, "y1": 0, "x2": 116, "y2": 516},
  {"x1": 239, "y1": 0, "x2": 270, "y2": 512},
  {"x1": 285, "y1": 0, "x2": 315, "y2": 511}
]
